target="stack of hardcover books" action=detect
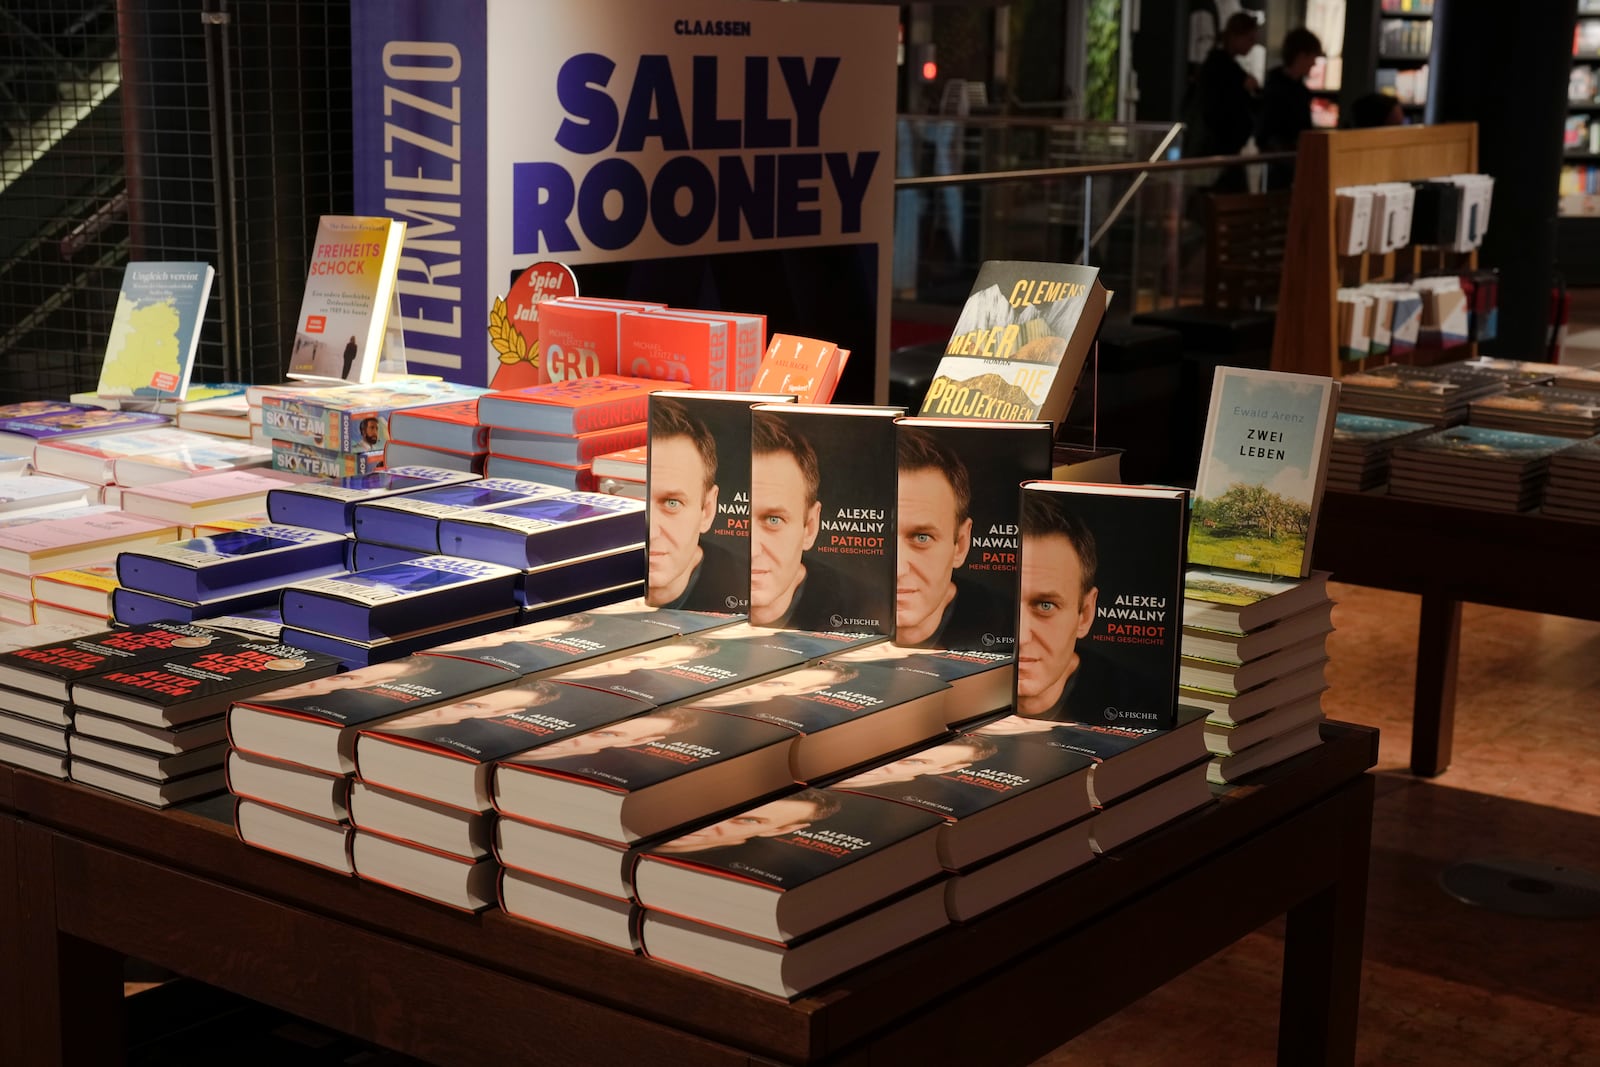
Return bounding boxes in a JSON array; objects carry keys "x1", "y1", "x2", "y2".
[
  {"x1": 1541, "y1": 436, "x2": 1600, "y2": 522},
  {"x1": 382, "y1": 399, "x2": 490, "y2": 473},
  {"x1": 1328, "y1": 412, "x2": 1432, "y2": 492},
  {"x1": 265, "y1": 465, "x2": 480, "y2": 536},
  {"x1": 1387, "y1": 425, "x2": 1573, "y2": 512},
  {"x1": 1182, "y1": 366, "x2": 1341, "y2": 783},
  {"x1": 477, "y1": 375, "x2": 665, "y2": 492},
  {"x1": 1467, "y1": 386, "x2": 1600, "y2": 439},
  {"x1": 173, "y1": 389, "x2": 253, "y2": 439},
  {"x1": 0, "y1": 403, "x2": 170, "y2": 459},
  {"x1": 0, "y1": 510, "x2": 181, "y2": 625},
  {"x1": 227, "y1": 653, "x2": 524, "y2": 878},
  {"x1": 1337, "y1": 364, "x2": 1508, "y2": 425},
  {"x1": 0, "y1": 621, "x2": 337, "y2": 807},
  {"x1": 29, "y1": 564, "x2": 119, "y2": 627},
  {"x1": 260, "y1": 380, "x2": 486, "y2": 479},
  {"x1": 32, "y1": 427, "x2": 273, "y2": 505},
  {"x1": 1180, "y1": 570, "x2": 1334, "y2": 784},
  {"x1": 629, "y1": 788, "x2": 951, "y2": 996},
  {"x1": 116, "y1": 468, "x2": 316, "y2": 530},
  {"x1": 112, "y1": 524, "x2": 349, "y2": 627},
  {"x1": 591, "y1": 444, "x2": 646, "y2": 499}
]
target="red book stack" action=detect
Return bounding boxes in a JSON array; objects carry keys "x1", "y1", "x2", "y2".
[
  {"x1": 476, "y1": 375, "x2": 669, "y2": 491},
  {"x1": 384, "y1": 400, "x2": 490, "y2": 474}
]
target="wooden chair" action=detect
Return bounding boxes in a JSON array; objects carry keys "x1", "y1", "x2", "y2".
[{"x1": 1204, "y1": 190, "x2": 1293, "y2": 310}]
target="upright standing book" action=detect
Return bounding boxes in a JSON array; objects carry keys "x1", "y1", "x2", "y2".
[
  {"x1": 645, "y1": 391, "x2": 796, "y2": 614},
  {"x1": 1015, "y1": 481, "x2": 1188, "y2": 729},
  {"x1": 748, "y1": 404, "x2": 902, "y2": 634},
  {"x1": 891, "y1": 418, "x2": 1053, "y2": 652},
  {"x1": 97, "y1": 262, "x2": 216, "y2": 400},
  {"x1": 288, "y1": 215, "x2": 407, "y2": 384},
  {"x1": 919, "y1": 261, "x2": 1109, "y2": 430},
  {"x1": 1189, "y1": 367, "x2": 1339, "y2": 578}
]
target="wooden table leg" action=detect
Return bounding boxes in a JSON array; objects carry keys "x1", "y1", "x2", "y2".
[
  {"x1": 14, "y1": 821, "x2": 126, "y2": 1067},
  {"x1": 1277, "y1": 774, "x2": 1374, "y2": 1066},
  {"x1": 1410, "y1": 593, "x2": 1462, "y2": 778},
  {"x1": 1, "y1": 817, "x2": 21, "y2": 1066}
]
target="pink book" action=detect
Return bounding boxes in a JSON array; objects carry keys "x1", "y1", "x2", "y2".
[
  {"x1": 0, "y1": 511, "x2": 180, "y2": 574},
  {"x1": 120, "y1": 469, "x2": 317, "y2": 525}
]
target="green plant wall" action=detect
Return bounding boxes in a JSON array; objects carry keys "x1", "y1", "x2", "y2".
[{"x1": 1086, "y1": 0, "x2": 1121, "y2": 120}]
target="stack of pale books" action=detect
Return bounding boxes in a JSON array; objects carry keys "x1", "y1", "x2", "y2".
[
  {"x1": 1180, "y1": 569, "x2": 1333, "y2": 785},
  {"x1": 1542, "y1": 436, "x2": 1600, "y2": 522},
  {"x1": 31, "y1": 426, "x2": 273, "y2": 508},
  {"x1": 1386, "y1": 424, "x2": 1572, "y2": 513},
  {"x1": 0, "y1": 621, "x2": 339, "y2": 807},
  {"x1": 1468, "y1": 386, "x2": 1600, "y2": 439},
  {"x1": 1327, "y1": 412, "x2": 1431, "y2": 493},
  {"x1": 1337, "y1": 364, "x2": 1508, "y2": 425}
]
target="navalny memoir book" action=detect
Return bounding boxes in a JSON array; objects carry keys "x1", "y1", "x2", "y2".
[
  {"x1": 1015, "y1": 482, "x2": 1187, "y2": 730},
  {"x1": 891, "y1": 418, "x2": 1052, "y2": 653},
  {"x1": 280, "y1": 556, "x2": 519, "y2": 643},
  {"x1": 419, "y1": 611, "x2": 688, "y2": 676},
  {"x1": 920, "y1": 261, "x2": 1109, "y2": 431},
  {"x1": 645, "y1": 391, "x2": 797, "y2": 614},
  {"x1": 1189, "y1": 367, "x2": 1339, "y2": 579},
  {"x1": 229, "y1": 654, "x2": 519, "y2": 775},
  {"x1": 97, "y1": 262, "x2": 215, "y2": 400},
  {"x1": 747, "y1": 404, "x2": 901, "y2": 635}
]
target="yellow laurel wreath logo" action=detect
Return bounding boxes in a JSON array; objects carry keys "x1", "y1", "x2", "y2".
[{"x1": 488, "y1": 296, "x2": 537, "y2": 367}]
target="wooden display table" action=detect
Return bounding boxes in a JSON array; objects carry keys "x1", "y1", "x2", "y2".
[
  {"x1": 1, "y1": 722, "x2": 1378, "y2": 1067},
  {"x1": 1314, "y1": 491, "x2": 1600, "y2": 777}
]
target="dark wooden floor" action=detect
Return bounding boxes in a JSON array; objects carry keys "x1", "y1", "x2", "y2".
[{"x1": 1038, "y1": 581, "x2": 1600, "y2": 1066}]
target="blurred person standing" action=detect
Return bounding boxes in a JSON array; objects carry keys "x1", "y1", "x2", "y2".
[{"x1": 1257, "y1": 28, "x2": 1324, "y2": 190}]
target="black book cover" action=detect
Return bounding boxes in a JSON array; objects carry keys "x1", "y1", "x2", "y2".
[
  {"x1": 835, "y1": 727, "x2": 1092, "y2": 820},
  {"x1": 982, "y1": 713, "x2": 1174, "y2": 763},
  {"x1": 695, "y1": 660, "x2": 946, "y2": 735},
  {"x1": 365, "y1": 679, "x2": 654, "y2": 764},
  {"x1": 892, "y1": 419, "x2": 1053, "y2": 653},
  {"x1": 0, "y1": 622, "x2": 240, "y2": 689},
  {"x1": 74, "y1": 641, "x2": 341, "y2": 711},
  {"x1": 642, "y1": 788, "x2": 944, "y2": 888},
  {"x1": 236, "y1": 655, "x2": 517, "y2": 728},
  {"x1": 645, "y1": 392, "x2": 795, "y2": 614},
  {"x1": 716, "y1": 622, "x2": 885, "y2": 662},
  {"x1": 1015, "y1": 483, "x2": 1187, "y2": 729},
  {"x1": 553, "y1": 630, "x2": 811, "y2": 707},
  {"x1": 420, "y1": 612, "x2": 683, "y2": 675},
  {"x1": 836, "y1": 642, "x2": 1014, "y2": 682},
  {"x1": 503, "y1": 705, "x2": 795, "y2": 789},
  {"x1": 582, "y1": 601, "x2": 742, "y2": 636},
  {"x1": 749, "y1": 405, "x2": 901, "y2": 635}
]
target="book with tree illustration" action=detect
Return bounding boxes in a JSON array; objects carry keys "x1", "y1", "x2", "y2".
[{"x1": 1189, "y1": 368, "x2": 1340, "y2": 579}]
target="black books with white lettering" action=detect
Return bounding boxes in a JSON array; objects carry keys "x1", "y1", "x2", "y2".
[
  {"x1": 116, "y1": 524, "x2": 347, "y2": 600},
  {"x1": 834, "y1": 724, "x2": 1094, "y2": 870},
  {"x1": 71, "y1": 641, "x2": 341, "y2": 728},
  {"x1": 747, "y1": 404, "x2": 901, "y2": 635},
  {"x1": 920, "y1": 261, "x2": 1110, "y2": 432},
  {"x1": 280, "y1": 556, "x2": 520, "y2": 642},
  {"x1": 634, "y1": 787, "x2": 945, "y2": 942},
  {"x1": 640, "y1": 882, "x2": 948, "y2": 998},
  {"x1": 833, "y1": 644, "x2": 1014, "y2": 727},
  {"x1": 265, "y1": 466, "x2": 479, "y2": 534},
  {"x1": 228, "y1": 655, "x2": 519, "y2": 775},
  {"x1": 997, "y1": 706, "x2": 1209, "y2": 807},
  {"x1": 492, "y1": 707, "x2": 798, "y2": 844},
  {"x1": 1189, "y1": 367, "x2": 1338, "y2": 579},
  {"x1": 891, "y1": 418, "x2": 1052, "y2": 653},
  {"x1": 353, "y1": 679, "x2": 653, "y2": 811},
  {"x1": 436, "y1": 490, "x2": 646, "y2": 570},
  {"x1": 697, "y1": 660, "x2": 949, "y2": 782},
  {"x1": 550, "y1": 628, "x2": 814, "y2": 708},
  {"x1": 417, "y1": 611, "x2": 690, "y2": 676},
  {"x1": 644, "y1": 391, "x2": 798, "y2": 614},
  {"x1": 0, "y1": 621, "x2": 241, "y2": 701},
  {"x1": 1016, "y1": 482, "x2": 1187, "y2": 729}
]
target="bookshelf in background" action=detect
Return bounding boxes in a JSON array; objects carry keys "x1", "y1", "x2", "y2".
[
  {"x1": 1305, "y1": 0, "x2": 1347, "y2": 130},
  {"x1": 1374, "y1": 0, "x2": 1433, "y2": 122},
  {"x1": 1560, "y1": 3, "x2": 1600, "y2": 219}
]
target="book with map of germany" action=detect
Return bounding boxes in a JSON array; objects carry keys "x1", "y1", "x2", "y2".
[
  {"x1": 97, "y1": 262, "x2": 216, "y2": 400},
  {"x1": 918, "y1": 262, "x2": 1109, "y2": 431}
]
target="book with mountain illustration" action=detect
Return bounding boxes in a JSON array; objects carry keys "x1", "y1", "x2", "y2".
[{"x1": 918, "y1": 261, "x2": 1110, "y2": 431}]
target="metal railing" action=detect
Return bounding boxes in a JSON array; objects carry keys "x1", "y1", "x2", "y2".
[{"x1": 891, "y1": 147, "x2": 1297, "y2": 314}]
